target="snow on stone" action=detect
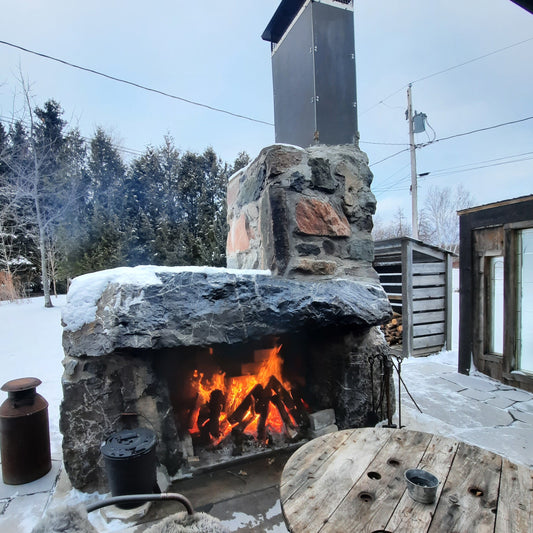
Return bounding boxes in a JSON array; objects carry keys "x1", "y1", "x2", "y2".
[{"x1": 63, "y1": 265, "x2": 271, "y2": 332}]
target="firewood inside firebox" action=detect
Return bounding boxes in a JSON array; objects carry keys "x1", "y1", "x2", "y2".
[{"x1": 185, "y1": 344, "x2": 310, "y2": 456}]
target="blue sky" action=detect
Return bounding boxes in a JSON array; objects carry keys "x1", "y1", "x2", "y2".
[{"x1": 0, "y1": 0, "x2": 531, "y2": 222}]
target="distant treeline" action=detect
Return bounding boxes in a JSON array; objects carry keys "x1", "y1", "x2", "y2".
[{"x1": 0, "y1": 99, "x2": 249, "y2": 298}]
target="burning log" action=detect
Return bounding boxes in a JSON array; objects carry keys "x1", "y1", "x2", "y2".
[
  {"x1": 227, "y1": 384, "x2": 262, "y2": 425},
  {"x1": 290, "y1": 388, "x2": 310, "y2": 430},
  {"x1": 268, "y1": 376, "x2": 309, "y2": 429},
  {"x1": 207, "y1": 389, "x2": 225, "y2": 438},
  {"x1": 197, "y1": 404, "x2": 211, "y2": 445},
  {"x1": 270, "y1": 394, "x2": 297, "y2": 438},
  {"x1": 254, "y1": 386, "x2": 272, "y2": 442}
]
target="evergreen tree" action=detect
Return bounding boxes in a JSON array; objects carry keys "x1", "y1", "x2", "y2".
[{"x1": 66, "y1": 128, "x2": 127, "y2": 275}]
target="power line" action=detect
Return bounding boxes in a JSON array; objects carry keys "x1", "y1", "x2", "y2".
[
  {"x1": 361, "y1": 35, "x2": 533, "y2": 115},
  {"x1": 360, "y1": 140, "x2": 409, "y2": 146},
  {"x1": 411, "y1": 36, "x2": 533, "y2": 85},
  {"x1": 0, "y1": 114, "x2": 145, "y2": 157},
  {"x1": 420, "y1": 150, "x2": 533, "y2": 175},
  {"x1": 417, "y1": 115, "x2": 533, "y2": 148},
  {"x1": 421, "y1": 155, "x2": 533, "y2": 178},
  {"x1": 0, "y1": 39, "x2": 275, "y2": 127},
  {"x1": 369, "y1": 148, "x2": 410, "y2": 167},
  {"x1": 374, "y1": 152, "x2": 533, "y2": 195}
]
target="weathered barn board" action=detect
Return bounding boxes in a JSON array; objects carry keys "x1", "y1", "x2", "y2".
[
  {"x1": 458, "y1": 195, "x2": 533, "y2": 392},
  {"x1": 374, "y1": 238, "x2": 454, "y2": 357}
]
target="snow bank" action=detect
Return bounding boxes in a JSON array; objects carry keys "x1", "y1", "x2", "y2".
[{"x1": 63, "y1": 266, "x2": 271, "y2": 332}]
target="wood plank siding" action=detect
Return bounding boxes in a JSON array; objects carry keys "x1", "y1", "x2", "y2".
[{"x1": 374, "y1": 238, "x2": 454, "y2": 358}]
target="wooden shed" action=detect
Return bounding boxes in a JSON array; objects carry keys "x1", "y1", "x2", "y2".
[
  {"x1": 373, "y1": 238, "x2": 454, "y2": 358},
  {"x1": 458, "y1": 195, "x2": 533, "y2": 392}
]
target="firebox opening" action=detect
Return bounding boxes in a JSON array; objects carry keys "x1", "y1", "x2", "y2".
[{"x1": 159, "y1": 335, "x2": 314, "y2": 468}]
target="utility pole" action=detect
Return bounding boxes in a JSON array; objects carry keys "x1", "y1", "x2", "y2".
[{"x1": 407, "y1": 83, "x2": 419, "y2": 240}]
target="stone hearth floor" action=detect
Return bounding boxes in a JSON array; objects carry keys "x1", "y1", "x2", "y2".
[{"x1": 1, "y1": 353, "x2": 533, "y2": 532}]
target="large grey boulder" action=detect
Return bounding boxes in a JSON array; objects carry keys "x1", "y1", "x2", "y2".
[{"x1": 62, "y1": 266, "x2": 392, "y2": 358}]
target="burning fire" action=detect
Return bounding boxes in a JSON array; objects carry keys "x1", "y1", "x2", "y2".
[{"x1": 189, "y1": 345, "x2": 298, "y2": 444}]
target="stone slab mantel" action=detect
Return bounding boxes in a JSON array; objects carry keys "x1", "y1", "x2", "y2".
[{"x1": 62, "y1": 266, "x2": 392, "y2": 358}]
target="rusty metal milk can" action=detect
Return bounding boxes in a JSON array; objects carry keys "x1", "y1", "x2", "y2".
[{"x1": 0, "y1": 377, "x2": 52, "y2": 484}]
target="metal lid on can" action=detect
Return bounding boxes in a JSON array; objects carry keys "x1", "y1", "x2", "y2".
[
  {"x1": 101, "y1": 428, "x2": 157, "y2": 459},
  {"x1": 1, "y1": 377, "x2": 42, "y2": 393}
]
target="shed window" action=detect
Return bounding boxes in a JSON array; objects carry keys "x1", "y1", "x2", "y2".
[
  {"x1": 488, "y1": 256, "x2": 504, "y2": 355},
  {"x1": 517, "y1": 228, "x2": 533, "y2": 373}
]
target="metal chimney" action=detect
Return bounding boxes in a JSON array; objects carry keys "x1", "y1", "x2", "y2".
[{"x1": 262, "y1": 0, "x2": 358, "y2": 148}]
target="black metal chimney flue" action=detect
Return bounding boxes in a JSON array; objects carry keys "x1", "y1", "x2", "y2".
[{"x1": 263, "y1": 0, "x2": 358, "y2": 147}]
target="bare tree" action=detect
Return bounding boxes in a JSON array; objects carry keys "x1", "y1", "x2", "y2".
[
  {"x1": 373, "y1": 208, "x2": 412, "y2": 241},
  {"x1": 419, "y1": 184, "x2": 475, "y2": 254},
  {"x1": 0, "y1": 77, "x2": 83, "y2": 306}
]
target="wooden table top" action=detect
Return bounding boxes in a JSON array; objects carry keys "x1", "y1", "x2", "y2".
[{"x1": 280, "y1": 428, "x2": 532, "y2": 533}]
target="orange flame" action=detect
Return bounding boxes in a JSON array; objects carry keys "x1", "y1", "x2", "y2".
[{"x1": 189, "y1": 345, "x2": 291, "y2": 442}]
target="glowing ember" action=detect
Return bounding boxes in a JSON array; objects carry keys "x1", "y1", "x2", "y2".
[{"x1": 189, "y1": 345, "x2": 299, "y2": 444}]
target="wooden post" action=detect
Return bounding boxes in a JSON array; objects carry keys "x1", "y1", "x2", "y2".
[
  {"x1": 445, "y1": 252, "x2": 453, "y2": 350},
  {"x1": 402, "y1": 238, "x2": 413, "y2": 358}
]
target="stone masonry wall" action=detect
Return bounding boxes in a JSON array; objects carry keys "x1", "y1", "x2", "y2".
[{"x1": 226, "y1": 144, "x2": 377, "y2": 280}]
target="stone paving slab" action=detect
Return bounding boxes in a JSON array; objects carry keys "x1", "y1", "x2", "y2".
[
  {"x1": 514, "y1": 398, "x2": 533, "y2": 414},
  {"x1": 0, "y1": 491, "x2": 50, "y2": 533},
  {"x1": 485, "y1": 395, "x2": 516, "y2": 409},
  {"x1": 498, "y1": 388, "x2": 533, "y2": 402},
  {"x1": 459, "y1": 388, "x2": 495, "y2": 402},
  {"x1": 510, "y1": 408, "x2": 533, "y2": 426},
  {"x1": 440, "y1": 372, "x2": 499, "y2": 392},
  {"x1": 209, "y1": 486, "x2": 288, "y2": 532},
  {"x1": 0, "y1": 460, "x2": 61, "y2": 499}
]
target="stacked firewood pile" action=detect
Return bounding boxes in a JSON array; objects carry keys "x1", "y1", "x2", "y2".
[{"x1": 381, "y1": 312, "x2": 403, "y2": 345}]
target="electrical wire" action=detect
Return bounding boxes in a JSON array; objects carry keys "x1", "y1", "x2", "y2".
[
  {"x1": 374, "y1": 152, "x2": 533, "y2": 195},
  {"x1": 0, "y1": 39, "x2": 275, "y2": 127},
  {"x1": 411, "y1": 36, "x2": 533, "y2": 85},
  {"x1": 420, "y1": 151, "x2": 533, "y2": 175},
  {"x1": 421, "y1": 155, "x2": 533, "y2": 179},
  {"x1": 0, "y1": 114, "x2": 145, "y2": 157},
  {"x1": 360, "y1": 140, "x2": 409, "y2": 146},
  {"x1": 417, "y1": 115, "x2": 533, "y2": 148},
  {"x1": 360, "y1": 35, "x2": 533, "y2": 115},
  {"x1": 369, "y1": 148, "x2": 410, "y2": 167}
]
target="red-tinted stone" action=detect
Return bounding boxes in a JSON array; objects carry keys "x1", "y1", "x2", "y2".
[
  {"x1": 227, "y1": 213, "x2": 253, "y2": 254},
  {"x1": 295, "y1": 198, "x2": 351, "y2": 237}
]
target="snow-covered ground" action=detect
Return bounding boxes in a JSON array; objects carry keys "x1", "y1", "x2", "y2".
[
  {"x1": 0, "y1": 295, "x2": 66, "y2": 460},
  {"x1": 1, "y1": 268, "x2": 532, "y2": 532}
]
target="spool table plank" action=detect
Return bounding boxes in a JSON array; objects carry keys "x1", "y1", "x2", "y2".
[{"x1": 280, "y1": 428, "x2": 533, "y2": 533}]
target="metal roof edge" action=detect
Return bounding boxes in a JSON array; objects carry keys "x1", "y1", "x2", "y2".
[{"x1": 457, "y1": 194, "x2": 533, "y2": 216}]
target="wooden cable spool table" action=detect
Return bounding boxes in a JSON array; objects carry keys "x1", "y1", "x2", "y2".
[{"x1": 280, "y1": 428, "x2": 532, "y2": 532}]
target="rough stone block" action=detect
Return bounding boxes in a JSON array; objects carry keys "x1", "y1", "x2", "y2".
[
  {"x1": 227, "y1": 213, "x2": 253, "y2": 254},
  {"x1": 309, "y1": 408, "x2": 336, "y2": 431},
  {"x1": 295, "y1": 198, "x2": 351, "y2": 237},
  {"x1": 308, "y1": 157, "x2": 337, "y2": 192},
  {"x1": 310, "y1": 424, "x2": 338, "y2": 439},
  {"x1": 291, "y1": 258, "x2": 337, "y2": 276}
]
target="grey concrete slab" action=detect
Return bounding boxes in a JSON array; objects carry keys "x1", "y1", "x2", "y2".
[
  {"x1": 510, "y1": 408, "x2": 533, "y2": 426},
  {"x1": 209, "y1": 486, "x2": 288, "y2": 532},
  {"x1": 441, "y1": 372, "x2": 500, "y2": 392},
  {"x1": 401, "y1": 361, "x2": 456, "y2": 379},
  {"x1": 498, "y1": 388, "x2": 533, "y2": 402},
  {"x1": 454, "y1": 426, "x2": 533, "y2": 469},
  {"x1": 1, "y1": 492, "x2": 50, "y2": 533},
  {"x1": 485, "y1": 395, "x2": 516, "y2": 409},
  {"x1": 0, "y1": 460, "x2": 61, "y2": 499},
  {"x1": 514, "y1": 398, "x2": 533, "y2": 414},
  {"x1": 459, "y1": 388, "x2": 495, "y2": 402}
]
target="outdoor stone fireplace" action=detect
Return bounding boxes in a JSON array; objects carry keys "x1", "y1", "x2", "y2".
[{"x1": 60, "y1": 144, "x2": 393, "y2": 492}]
